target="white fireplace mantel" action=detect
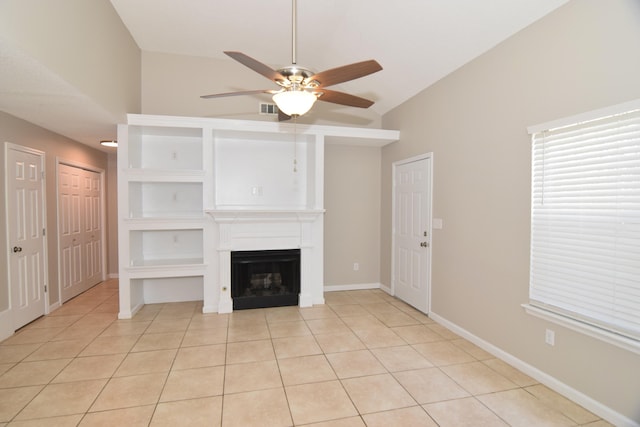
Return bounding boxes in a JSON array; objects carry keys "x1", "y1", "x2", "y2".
[
  {"x1": 205, "y1": 209, "x2": 325, "y2": 223},
  {"x1": 205, "y1": 209, "x2": 325, "y2": 313}
]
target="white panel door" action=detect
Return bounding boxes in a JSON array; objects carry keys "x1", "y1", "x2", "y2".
[
  {"x1": 83, "y1": 169, "x2": 102, "y2": 287},
  {"x1": 58, "y1": 163, "x2": 84, "y2": 302},
  {"x1": 393, "y1": 156, "x2": 432, "y2": 313},
  {"x1": 58, "y1": 164, "x2": 103, "y2": 302},
  {"x1": 6, "y1": 145, "x2": 47, "y2": 329}
]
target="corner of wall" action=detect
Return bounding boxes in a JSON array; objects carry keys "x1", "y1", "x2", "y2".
[{"x1": 0, "y1": 308, "x2": 13, "y2": 342}]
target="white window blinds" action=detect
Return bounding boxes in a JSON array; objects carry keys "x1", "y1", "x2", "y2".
[{"x1": 529, "y1": 108, "x2": 640, "y2": 341}]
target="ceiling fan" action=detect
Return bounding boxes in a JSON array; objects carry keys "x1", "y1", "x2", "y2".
[{"x1": 200, "y1": 0, "x2": 382, "y2": 120}]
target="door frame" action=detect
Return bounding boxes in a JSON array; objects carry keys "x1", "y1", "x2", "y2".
[
  {"x1": 3, "y1": 142, "x2": 49, "y2": 335},
  {"x1": 55, "y1": 158, "x2": 107, "y2": 304},
  {"x1": 391, "y1": 152, "x2": 433, "y2": 314}
]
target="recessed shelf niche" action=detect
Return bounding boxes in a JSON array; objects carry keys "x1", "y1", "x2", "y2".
[
  {"x1": 127, "y1": 126, "x2": 203, "y2": 170},
  {"x1": 214, "y1": 134, "x2": 311, "y2": 209},
  {"x1": 128, "y1": 182, "x2": 203, "y2": 218},
  {"x1": 129, "y1": 229, "x2": 203, "y2": 267}
]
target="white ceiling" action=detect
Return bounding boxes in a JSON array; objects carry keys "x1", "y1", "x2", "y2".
[{"x1": 1, "y1": 0, "x2": 569, "y2": 149}]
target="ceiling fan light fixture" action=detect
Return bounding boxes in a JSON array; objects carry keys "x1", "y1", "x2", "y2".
[{"x1": 273, "y1": 90, "x2": 317, "y2": 117}]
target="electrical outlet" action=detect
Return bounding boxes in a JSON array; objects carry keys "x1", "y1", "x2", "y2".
[
  {"x1": 545, "y1": 329, "x2": 555, "y2": 346},
  {"x1": 353, "y1": 262, "x2": 359, "y2": 271}
]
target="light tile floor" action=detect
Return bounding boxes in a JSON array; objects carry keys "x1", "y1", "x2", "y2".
[{"x1": 0, "y1": 280, "x2": 614, "y2": 426}]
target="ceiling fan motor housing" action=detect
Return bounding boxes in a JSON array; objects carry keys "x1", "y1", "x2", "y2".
[{"x1": 276, "y1": 67, "x2": 319, "y2": 89}]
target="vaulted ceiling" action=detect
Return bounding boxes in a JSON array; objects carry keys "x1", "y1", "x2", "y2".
[
  {"x1": 111, "y1": 0, "x2": 568, "y2": 115},
  {"x1": 1, "y1": 0, "x2": 569, "y2": 149}
]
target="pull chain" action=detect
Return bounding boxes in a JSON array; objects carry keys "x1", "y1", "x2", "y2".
[{"x1": 293, "y1": 116, "x2": 298, "y2": 173}]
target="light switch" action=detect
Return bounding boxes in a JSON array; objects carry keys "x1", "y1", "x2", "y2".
[{"x1": 433, "y1": 218, "x2": 443, "y2": 229}]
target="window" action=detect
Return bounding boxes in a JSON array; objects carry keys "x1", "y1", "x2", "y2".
[{"x1": 525, "y1": 100, "x2": 640, "y2": 351}]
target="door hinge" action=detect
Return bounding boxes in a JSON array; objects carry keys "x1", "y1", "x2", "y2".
[
  {"x1": 44, "y1": 285, "x2": 47, "y2": 292},
  {"x1": 41, "y1": 171, "x2": 45, "y2": 179},
  {"x1": 43, "y1": 228, "x2": 46, "y2": 236}
]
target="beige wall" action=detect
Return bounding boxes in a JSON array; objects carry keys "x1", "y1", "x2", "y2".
[
  {"x1": 324, "y1": 144, "x2": 381, "y2": 287},
  {"x1": 381, "y1": 0, "x2": 640, "y2": 422},
  {"x1": 0, "y1": 0, "x2": 139, "y2": 315},
  {"x1": 0, "y1": 0, "x2": 141, "y2": 121},
  {"x1": 106, "y1": 153, "x2": 119, "y2": 276},
  {"x1": 0, "y1": 112, "x2": 109, "y2": 311}
]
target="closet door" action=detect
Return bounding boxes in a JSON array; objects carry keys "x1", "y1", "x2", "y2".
[
  {"x1": 58, "y1": 164, "x2": 103, "y2": 302},
  {"x1": 59, "y1": 164, "x2": 84, "y2": 302},
  {"x1": 83, "y1": 169, "x2": 102, "y2": 288}
]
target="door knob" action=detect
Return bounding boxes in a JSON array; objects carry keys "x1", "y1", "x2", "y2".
[
  {"x1": 13, "y1": 246, "x2": 22, "y2": 253},
  {"x1": 420, "y1": 242, "x2": 429, "y2": 248}
]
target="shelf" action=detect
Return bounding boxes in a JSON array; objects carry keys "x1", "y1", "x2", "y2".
[
  {"x1": 127, "y1": 114, "x2": 400, "y2": 146},
  {"x1": 123, "y1": 217, "x2": 204, "y2": 229},
  {"x1": 130, "y1": 257, "x2": 204, "y2": 267},
  {"x1": 125, "y1": 169, "x2": 204, "y2": 182},
  {"x1": 205, "y1": 208, "x2": 325, "y2": 223},
  {"x1": 126, "y1": 262, "x2": 206, "y2": 279}
]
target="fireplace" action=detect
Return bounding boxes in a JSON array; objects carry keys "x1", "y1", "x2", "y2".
[
  {"x1": 205, "y1": 209, "x2": 324, "y2": 313},
  {"x1": 231, "y1": 249, "x2": 301, "y2": 310}
]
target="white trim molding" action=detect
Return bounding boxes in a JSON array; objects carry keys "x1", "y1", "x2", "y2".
[
  {"x1": 324, "y1": 283, "x2": 382, "y2": 292},
  {"x1": 522, "y1": 304, "x2": 640, "y2": 355},
  {"x1": 379, "y1": 283, "x2": 393, "y2": 295},
  {"x1": 429, "y1": 311, "x2": 640, "y2": 427},
  {"x1": 528, "y1": 98, "x2": 640, "y2": 134},
  {"x1": 48, "y1": 301, "x2": 61, "y2": 313}
]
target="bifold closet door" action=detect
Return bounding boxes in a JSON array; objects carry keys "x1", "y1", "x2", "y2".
[
  {"x1": 83, "y1": 168, "x2": 102, "y2": 288},
  {"x1": 58, "y1": 164, "x2": 103, "y2": 302}
]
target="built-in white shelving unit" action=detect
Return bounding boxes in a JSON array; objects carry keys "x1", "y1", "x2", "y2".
[{"x1": 117, "y1": 114, "x2": 399, "y2": 319}]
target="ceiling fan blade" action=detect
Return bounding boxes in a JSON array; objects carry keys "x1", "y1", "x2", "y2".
[
  {"x1": 224, "y1": 51, "x2": 286, "y2": 83},
  {"x1": 200, "y1": 89, "x2": 277, "y2": 99},
  {"x1": 307, "y1": 60, "x2": 382, "y2": 88},
  {"x1": 315, "y1": 89, "x2": 375, "y2": 108}
]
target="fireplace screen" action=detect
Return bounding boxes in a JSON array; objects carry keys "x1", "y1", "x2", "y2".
[{"x1": 231, "y1": 249, "x2": 300, "y2": 310}]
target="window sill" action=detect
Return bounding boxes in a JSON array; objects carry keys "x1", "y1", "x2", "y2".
[{"x1": 522, "y1": 304, "x2": 640, "y2": 355}]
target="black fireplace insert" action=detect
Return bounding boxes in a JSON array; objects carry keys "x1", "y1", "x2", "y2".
[{"x1": 231, "y1": 249, "x2": 300, "y2": 310}]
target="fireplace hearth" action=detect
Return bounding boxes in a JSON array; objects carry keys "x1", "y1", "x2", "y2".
[{"x1": 231, "y1": 249, "x2": 300, "y2": 310}]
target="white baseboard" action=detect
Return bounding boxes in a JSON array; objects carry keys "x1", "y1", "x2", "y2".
[
  {"x1": 324, "y1": 283, "x2": 381, "y2": 292},
  {"x1": 118, "y1": 301, "x2": 144, "y2": 320},
  {"x1": 0, "y1": 309, "x2": 13, "y2": 342},
  {"x1": 202, "y1": 304, "x2": 218, "y2": 314},
  {"x1": 47, "y1": 301, "x2": 61, "y2": 314},
  {"x1": 107, "y1": 273, "x2": 119, "y2": 279},
  {"x1": 429, "y1": 312, "x2": 639, "y2": 427},
  {"x1": 379, "y1": 283, "x2": 393, "y2": 295}
]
